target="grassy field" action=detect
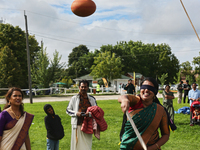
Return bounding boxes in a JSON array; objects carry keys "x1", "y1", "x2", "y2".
[{"x1": 0, "y1": 97, "x2": 197, "y2": 150}]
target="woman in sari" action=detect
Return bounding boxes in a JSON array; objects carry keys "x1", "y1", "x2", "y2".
[
  {"x1": 118, "y1": 77, "x2": 170, "y2": 150},
  {"x1": 162, "y1": 84, "x2": 175, "y2": 122},
  {"x1": 0, "y1": 87, "x2": 34, "y2": 150}
]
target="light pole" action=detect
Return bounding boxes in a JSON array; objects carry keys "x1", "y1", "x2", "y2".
[{"x1": 24, "y1": 10, "x2": 33, "y2": 104}]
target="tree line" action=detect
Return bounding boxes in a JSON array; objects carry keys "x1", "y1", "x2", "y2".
[{"x1": 0, "y1": 23, "x2": 199, "y2": 89}]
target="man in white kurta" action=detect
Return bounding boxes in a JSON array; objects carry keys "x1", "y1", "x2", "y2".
[{"x1": 66, "y1": 80, "x2": 97, "y2": 150}]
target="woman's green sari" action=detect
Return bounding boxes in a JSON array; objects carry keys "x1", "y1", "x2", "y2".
[{"x1": 120, "y1": 102, "x2": 157, "y2": 149}]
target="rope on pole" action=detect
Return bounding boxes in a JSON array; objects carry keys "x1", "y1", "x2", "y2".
[{"x1": 180, "y1": 0, "x2": 200, "y2": 42}]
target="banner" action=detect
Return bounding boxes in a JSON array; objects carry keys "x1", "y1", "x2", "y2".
[{"x1": 102, "y1": 78, "x2": 108, "y2": 88}]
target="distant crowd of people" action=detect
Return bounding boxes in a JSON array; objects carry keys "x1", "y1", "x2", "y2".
[{"x1": 163, "y1": 80, "x2": 200, "y2": 126}]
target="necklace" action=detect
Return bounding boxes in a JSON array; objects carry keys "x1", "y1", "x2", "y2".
[{"x1": 10, "y1": 107, "x2": 21, "y2": 120}]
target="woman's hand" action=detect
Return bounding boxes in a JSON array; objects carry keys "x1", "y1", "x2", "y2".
[
  {"x1": 121, "y1": 99, "x2": 130, "y2": 113},
  {"x1": 118, "y1": 95, "x2": 130, "y2": 113}
]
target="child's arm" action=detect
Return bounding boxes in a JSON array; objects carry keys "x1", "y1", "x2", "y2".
[
  {"x1": 193, "y1": 111, "x2": 197, "y2": 117},
  {"x1": 44, "y1": 117, "x2": 55, "y2": 136}
]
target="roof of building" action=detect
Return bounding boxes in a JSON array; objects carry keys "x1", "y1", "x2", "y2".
[
  {"x1": 119, "y1": 75, "x2": 131, "y2": 79},
  {"x1": 74, "y1": 74, "x2": 131, "y2": 81},
  {"x1": 126, "y1": 72, "x2": 143, "y2": 78}
]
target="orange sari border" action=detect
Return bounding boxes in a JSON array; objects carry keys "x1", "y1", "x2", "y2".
[
  {"x1": 133, "y1": 104, "x2": 165, "y2": 150},
  {"x1": 12, "y1": 112, "x2": 34, "y2": 150}
]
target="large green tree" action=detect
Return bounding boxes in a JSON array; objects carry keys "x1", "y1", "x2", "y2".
[
  {"x1": 193, "y1": 52, "x2": 200, "y2": 74},
  {"x1": 99, "y1": 42, "x2": 133, "y2": 73},
  {"x1": 98, "y1": 41, "x2": 179, "y2": 83},
  {"x1": 68, "y1": 45, "x2": 89, "y2": 66},
  {"x1": 0, "y1": 46, "x2": 23, "y2": 87},
  {"x1": 67, "y1": 45, "x2": 98, "y2": 79},
  {"x1": 31, "y1": 45, "x2": 49, "y2": 88},
  {"x1": 0, "y1": 23, "x2": 40, "y2": 88},
  {"x1": 31, "y1": 44, "x2": 65, "y2": 88},
  {"x1": 180, "y1": 61, "x2": 195, "y2": 83},
  {"x1": 181, "y1": 61, "x2": 193, "y2": 76},
  {"x1": 90, "y1": 51, "x2": 122, "y2": 82}
]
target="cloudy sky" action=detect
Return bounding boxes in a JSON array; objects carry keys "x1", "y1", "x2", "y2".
[{"x1": 0, "y1": 0, "x2": 200, "y2": 68}]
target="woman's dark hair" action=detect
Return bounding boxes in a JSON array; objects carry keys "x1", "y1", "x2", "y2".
[
  {"x1": 4, "y1": 87, "x2": 24, "y2": 116},
  {"x1": 140, "y1": 77, "x2": 158, "y2": 94},
  {"x1": 79, "y1": 80, "x2": 89, "y2": 87},
  {"x1": 140, "y1": 77, "x2": 177, "y2": 131},
  {"x1": 165, "y1": 84, "x2": 170, "y2": 89}
]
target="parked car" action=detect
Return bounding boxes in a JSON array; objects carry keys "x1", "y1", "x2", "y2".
[
  {"x1": 25, "y1": 89, "x2": 41, "y2": 96},
  {"x1": 25, "y1": 90, "x2": 36, "y2": 96}
]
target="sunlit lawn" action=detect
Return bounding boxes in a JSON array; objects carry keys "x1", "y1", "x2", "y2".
[{"x1": 0, "y1": 97, "x2": 197, "y2": 150}]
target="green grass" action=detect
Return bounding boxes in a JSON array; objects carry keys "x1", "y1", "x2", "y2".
[
  {"x1": 0, "y1": 98, "x2": 196, "y2": 150},
  {"x1": 0, "y1": 93, "x2": 119, "y2": 99}
]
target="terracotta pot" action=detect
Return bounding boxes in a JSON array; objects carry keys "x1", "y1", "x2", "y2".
[{"x1": 71, "y1": 0, "x2": 96, "y2": 17}]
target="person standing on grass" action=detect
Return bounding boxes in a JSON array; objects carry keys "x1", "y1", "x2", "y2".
[
  {"x1": 119, "y1": 83, "x2": 122, "y2": 94},
  {"x1": 0, "y1": 87, "x2": 34, "y2": 150},
  {"x1": 183, "y1": 80, "x2": 191, "y2": 103},
  {"x1": 188, "y1": 83, "x2": 200, "y2": 126},
  {"x1": 163, "y1": 84, "x2": 175, "y2": 122},
  {"x1": 177, "y1": 81, "x2": 183, "y2": 104},
  {"x1": 44, "y1": 104, "x2": 64, "y2": 150},
  {"x1": 96, "y1": 83, "x2": 100, "y2": 93},
  {"x1": 66, "y1": 80, "x2": 97, "y2": 150},
  {"x1": 118, "y1": 77, "x2": 170, "y2": 149},
  {"x1": 124, "y1": 79, "x2": 135, "y2": 95}
]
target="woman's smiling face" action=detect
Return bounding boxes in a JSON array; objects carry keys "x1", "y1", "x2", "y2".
[
  {"x1": 140, "y1": 80, "x2": 155, "y2": 102},
  {"x1": 9, "y1": 91, "x2": 22, "y2": 106}
]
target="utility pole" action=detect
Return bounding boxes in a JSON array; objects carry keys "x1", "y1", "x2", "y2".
[{"x1": 24, "y1": 10, "x2": 33, "y2": 104}]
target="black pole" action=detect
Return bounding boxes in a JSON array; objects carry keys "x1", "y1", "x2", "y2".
[{"x1": 24, "y1": 10, "x2": 33, "y2": 104}]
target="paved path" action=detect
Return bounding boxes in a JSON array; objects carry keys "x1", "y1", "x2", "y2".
[
  {"x1": 0, "y1": 95, "x2": 120, "y2": 104},
  {"x1": 0, "y1": 93, "x2": 178, "y2": 104}
]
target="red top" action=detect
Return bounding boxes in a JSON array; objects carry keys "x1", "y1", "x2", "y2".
[
  {"x1": 128, "y1": 99, "x2": 144, "y2": 113},
  {"x1": 127, "y1": 95, "x2": 144, "y2": 113}
]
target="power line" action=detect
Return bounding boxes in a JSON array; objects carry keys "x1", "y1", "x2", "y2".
[
  {"x1": 32, "y1": 33, "x2": 100, "y2": 48},
  {"x1": 29, "y1": 30, "x2": 109, "y2": 45},
  {"x1": 30, "y1": 31, "x2": 200, "y2": 50},
  {"x1": 31, "y1": 32, "x2": 200, "y2": 54}
]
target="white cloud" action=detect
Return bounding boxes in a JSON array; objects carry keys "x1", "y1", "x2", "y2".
[{"x1": 0, "y1": 0, "x2": 200, "y2": 68}]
